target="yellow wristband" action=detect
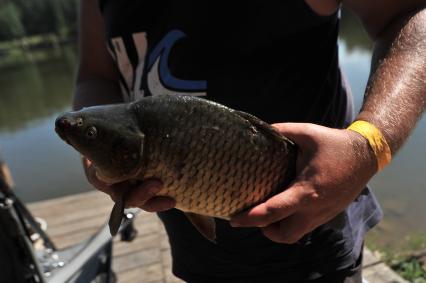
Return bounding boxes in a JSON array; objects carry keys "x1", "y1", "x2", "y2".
[{"x1": 347, "y1": 120, "x2": 392, "y2": 171}]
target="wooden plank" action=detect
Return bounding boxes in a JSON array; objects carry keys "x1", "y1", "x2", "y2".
[
  {"x1": 364, "y1": 262, "x2": 409, "y2": 283},
  {"x1": 28, "y1": 191, "x2": 107, "y2": 211},
  {"x1": 363, "y1": 248, "x2": 383, "y2": 268},
  {"x1": 52, "y1": 227, "x2": 101, "y2": 249},
  {"x1": 113, "y1": 248, "x2": 162, "y2": 273},
  {"x1": 114, "y1": 232, "x2": 160, "y2": 257},
  {"x1": 28, "y1": 192, "x2": 408, "y2": 283},
  {"x1": 28, "y1": 192, "x2": 179, "y2": 282},
  {"x1": 116, "y1": 263, "x2": 164, "y2": 283},
  {"x1": 162, "y1": 250, "x2": 172, "y2": 268},
  {"x1": 46, "y1": 213, "x2": 107, "y2": 238},
  {"x1": 32, "y1": 206, "x2": 110, "y2": 227},
  {"x1": 164, "y1": 267, "x2": 185, "y2": 283},
  {"x1": 31, "y1": 198, "x2": 112, "y2": 218},
  {"x1": 30, "y1": 197, "x2": 112, "y2": 219}
]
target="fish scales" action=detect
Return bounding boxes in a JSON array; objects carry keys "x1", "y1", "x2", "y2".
[
  {"x1": 55, "y1": 95, "x2": 297, "y2": 227},
  {"x1": 132, "y1": 96, "x2": 295, "y2": 219}
]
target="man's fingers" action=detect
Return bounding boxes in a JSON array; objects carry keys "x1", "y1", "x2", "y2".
[
  {"x1": 140, "y1": 196, "x2": 176, "y2": 212},
  {"x1": 261, "y1": 213, "x2": 312, "y2": 244},
  {"x1": 81, "y1": 157, "x2": 173, "y2": 212},
  {"x1": 124, "y1": 179, "x2": 163, "y2": 208},
  {"x1": 108, "y1": 181, "x2": 136, "y2": 202},
  {"x1": 230, "y1": 187, "x2": 301, "y2": 227},
  {"x1": 124, "y1": 180, "x2": 175, "y2": 212}
]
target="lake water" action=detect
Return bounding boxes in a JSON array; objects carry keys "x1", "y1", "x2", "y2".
[{"x1": 0, "y1": 13, "x2": 424, "y2": 253}]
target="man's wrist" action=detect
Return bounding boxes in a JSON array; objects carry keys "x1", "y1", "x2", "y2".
[
  {"x1": 344, "y1": 128, "x2": 379, "y2": 178},
  {"x1": 347, "y1": 120, "x2": 392, "y2": 172}
]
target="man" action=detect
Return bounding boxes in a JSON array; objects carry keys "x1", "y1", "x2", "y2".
[{"x1": 74, "y1": 1, "x2": 426, "y2": 282}]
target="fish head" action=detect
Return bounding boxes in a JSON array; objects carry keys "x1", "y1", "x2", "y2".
[{"x1": 55, "y1": 104, "x2": 145, "y2": 182}]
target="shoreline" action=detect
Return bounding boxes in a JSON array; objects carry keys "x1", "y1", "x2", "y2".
[{"x1": 0, "y1": 34, "x2": 76, "y2": 68}]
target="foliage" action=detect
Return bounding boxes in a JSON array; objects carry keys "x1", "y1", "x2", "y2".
[
  {"x1": 0, "y1": 0, "x2": 77, "y2": 41},
  {"x1": 0, "y1": 2, "x2": 25, "y2": 40},
  {"x1": 0, "y1": 45, "x2": 77, "y2": 132},
  {"x1": 392, "y1": 258, "x2": 426, "y2": 282}
]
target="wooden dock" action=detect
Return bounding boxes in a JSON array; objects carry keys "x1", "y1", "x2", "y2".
[{"x1": 28, "y1": 191, "x2": 407, "y2": 283}]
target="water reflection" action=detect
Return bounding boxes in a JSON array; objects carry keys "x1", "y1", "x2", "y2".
[
  {"x1": 0, "y1": 45, "x2": 76, "y2": 132},
  {"x1": 339, "y1": 9, "x2": 372, "y2": 52},
  {"x1": 0, "y1": 44, "x2": 91, "y2": 203}
]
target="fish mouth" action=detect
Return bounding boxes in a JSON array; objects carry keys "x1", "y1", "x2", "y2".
[
  {"x1": 55, "y1": 115, "x2": 76, "y2": 145},
  {"x1": 55, "y1": 126, "x2": 71, "y2": 145}
]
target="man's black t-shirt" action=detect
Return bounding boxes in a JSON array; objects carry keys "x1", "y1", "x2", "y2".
[{"x1": 99, "y1": 1, "x2": 382, "y2": 281}]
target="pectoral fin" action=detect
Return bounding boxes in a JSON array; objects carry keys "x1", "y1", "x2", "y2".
[
  {"x1": 108, "y1": 195, "x2": 125, "y2": 236},
  {"x1": 185, "y1": 213, "x2": 216, "y2": 242}
]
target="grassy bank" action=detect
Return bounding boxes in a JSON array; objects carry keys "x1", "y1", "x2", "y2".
[
  {"x1": 392, "y1": 257, "x2": 426, "y2": 282},
  {"x1": 0, "y1": 33, "x2": 75, "y2": 68},
  {"x1": 367, "y1": 235, "x2": 426, "y2": 282}
]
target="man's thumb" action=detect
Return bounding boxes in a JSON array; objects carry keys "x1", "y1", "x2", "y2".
[{"x1": 272, "y1": 122, "x2": 316, "y2": 148}]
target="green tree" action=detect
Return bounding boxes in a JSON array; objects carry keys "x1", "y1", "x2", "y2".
[
  {"x1": 13, "y1": 0, "x2": 54, "y2": 36},
  {"x1": 51, "y1": 0, "x2": 67, "y2": 36},
  {"x1": 0, "y1": 0, "x2": 78, "y2": 41},
  {"x1": 61, "y1": 0, "x2": 78, "y2": 36},
  {"x1": 0, "y1": 2, "x2": 25, "y2": 41}
]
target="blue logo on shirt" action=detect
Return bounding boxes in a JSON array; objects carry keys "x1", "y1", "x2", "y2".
[{"x1": 147, "y1": 30, "x2": 207, "y2": 92}]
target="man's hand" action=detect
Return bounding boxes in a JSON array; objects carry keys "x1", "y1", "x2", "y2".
[
  {"x1": 82, "y1": 157, "x2": 175, "y2": 212},
  {"x1": 230, "y1": 123, "x2": 377, "y2": 244}
]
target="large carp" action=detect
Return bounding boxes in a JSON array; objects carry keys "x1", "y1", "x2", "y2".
[{"x1": 55, "y1": 95, "x2": 297, "y2": 241}]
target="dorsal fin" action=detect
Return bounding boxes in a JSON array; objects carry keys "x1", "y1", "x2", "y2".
[{"x1": 233, "y1": 110, "x2": 294, "y2": 145}]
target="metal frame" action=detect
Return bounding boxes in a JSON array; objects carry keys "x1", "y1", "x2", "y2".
[{"x1": 0, "y1": 149, "x2": 138, "y2": 283}]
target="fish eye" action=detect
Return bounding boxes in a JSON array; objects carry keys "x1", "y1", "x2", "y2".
[
  {"x1": 76, "y1": 117, "x2": 83, "y2": 127},
  {"x1": 86, "y1": 126, "x2": 97, "y2": 139}
]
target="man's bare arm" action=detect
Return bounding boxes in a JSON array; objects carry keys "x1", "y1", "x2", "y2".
[
  {"x1": 343, "y1": 0, "x2": 426, "y2": 153},
  {"x1": 73, "y1": 0, "x2": 122, "y2": 111},
  {"x1": 230, "y1": 1, "x2": 426, "y2": 243}
]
